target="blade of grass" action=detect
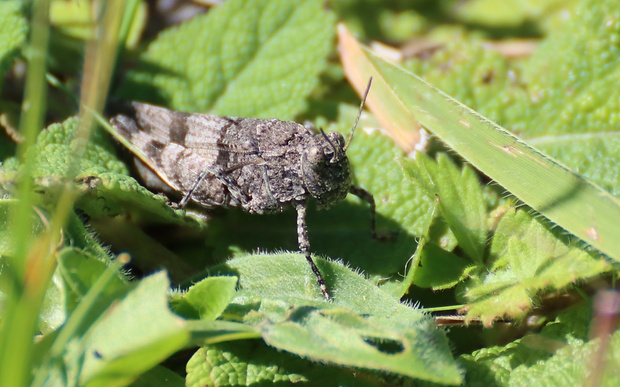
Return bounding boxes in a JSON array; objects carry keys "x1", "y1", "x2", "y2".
[
  {"x1": 0, "y1": 2, "x2": 131, "y2": 386},
  {"x1": 0, "y1": 2, "x2": 51, "y2": 386},
  {"x1": 44, "y1": 0, "x2": 128, "y2": 247},
  {"x1": 11, "y1": 0, "x2": 50, "y2": 277},
  {"x1": 338, "y1": 25, "x2": 620, "y2": 262},
  {"x1": 31, "y1": 254, "x2": 130, "y2": 387}
]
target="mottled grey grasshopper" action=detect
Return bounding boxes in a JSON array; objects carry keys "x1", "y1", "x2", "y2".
[{"x1": 110, "y1": 79, "x2": 378, "y2": 300}]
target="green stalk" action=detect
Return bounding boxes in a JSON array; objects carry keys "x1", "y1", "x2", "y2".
[{"x1": 0, "y1": 2, "x2": 51, "y2": 386}]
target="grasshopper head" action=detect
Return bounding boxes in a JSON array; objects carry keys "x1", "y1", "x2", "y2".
[
  {"x1": 301, "y1": 130, "x2": 351, "y2": 208},
  {"x1": 300, "y1": 77, "x2": 372, "y2": 208}
]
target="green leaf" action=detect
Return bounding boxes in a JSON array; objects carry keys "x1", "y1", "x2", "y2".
[
  {"x1": 461, "y1": 302, "x2": 620, "y2": 385},
  {"x1": 206, "y1": 253, "x2": 462, "y2": 385},
  {"x1": 0, "y1": 1, "x2": 27, "y2": 159},
  {"x1": 403, "y1": 35, "x2": 525, "y2": 130},
  {"x1": 405, "y1": 152, "x2": 487, "y2": 264},
  {"x1": 118, "y1": 0, "x2": 335, "y2": 120},
  {"x1": 515, "y1": 0, "x2": 620, "y2": 197},
  {"x1": 40, "y1": 272, "x2": 190, "y2": 387},
  {"x1": 339, "y1": 22, "x2": 620, "y2": 267},
  {"x1": 0, "y1": 1, "x2": 27, "y2": 91},
  {"x1": 38, "y1": 247, "x2": 127, "y2": 334},
  {"x1": 511, "y1": 0, "x2": 620, "y2": 138},
  {"x1": 451, "y1": 0, "x2": 571, "y2": 28},
  {"x1": 386, "y1": 153, "x2": 483, "y2": 292},
  {"x1": 330, "y1": 1, "x2": 427, "y2": 43},
  {"x1": 72, "y1": 170, "x2": 196, "y2": 225},
  {"x1": 64, "y1": 211, "x2": 113, "y2": 261},
  {"x1": 411, "y1": 242, "x2": 473, "y2": 290},
  {"x1": 508, "y1": 333, "x2": 620, "y2": 386},
  {"x1": 531, "y1": 135, "x2": 620, "y2": 198},
  {"x1": 403, "y1": 0, "x2": 620, "y2": 198},
  {"x1": 186, "y1": 341, "x2": 379, "y2": 386},
  {"x1": 28, "y1": 116, "x2": 196, "y2": 225},
  {"x1": 0, "y1": 198, "x2": 46, "y2": 258},
  {"x1": 171, "y1": 276, "x2": 238, "y2": 320},
  {"x1": 379, "y1": 194, "x2": 438, "y2": 298},
  {"x1": 130, "y1": 365, "x2": 185, "y2": 387},
  {"x1": 40, "y1": 272, "x2": 257, "y2": 387},
  {"x1": 56, "y1": 248, "x2": 127, "y2": 311},
  {"x1": 461, "y1": 209, "x2": 609, "y2": 325},
  {"x1": 30, "y1": 117, "x2": 127, "y2": 178}
]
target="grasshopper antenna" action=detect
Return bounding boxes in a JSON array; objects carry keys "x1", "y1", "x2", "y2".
[
  {"x1": 320, "y1": 128, "x2": 338, "y2": 159},
  {"x1": 344, "y1": 77, "x2": 373, "y2": 151}
]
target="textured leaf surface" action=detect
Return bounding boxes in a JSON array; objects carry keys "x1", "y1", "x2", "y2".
[
  {"x1": 339, "y1": 0, "x2": 620, "y2": 330},
  {"x1": 30, "y1": 117, "x2": 127, "y2": 178},
  {"x1": 509, "y1": 333, "x2": 620, "y2": 386},
  {"x1": 64, "y1": 273, "x2": 189, "y2": 386},
  {"x1": 393, "y1": 153, "x2": 483, "y2": 291},
  {"x1": 36, "y1": 258, "x2": 259, "y2": 386},
  {"x1": 28, "y1": 117, "x2": 196, "y2": 225},
  {"x1": 12, "y1": 0, "x2": 620, "y2": 384},
  {"x1": 118, "y1": 0, "x2": 335, "y2": 120},
  {"x1": 411, "y1": 242, "x2": 472, "y2": 291},
  {"x1": 204, "y1": 253, "x2": 462, "y2": 385},
  {"x1": 0, "y1": 1, "x2": 27, "y2": 90},
  {"x1": 0, "y1": 1, "x2": 26, "y2": 159},
  {"x1": 403, "y1": 0, "x2": 620, "y2": 198},
  {"x1": 461, "y1": 302, "x2": 620, "y2": 386},
  {"x1": 186, "y1": 341, "x2": 377, "y2": 387},
  {"x1": 512, "y1": 0, "x2": 620, "y2": 140},
  {"x1": 461, "y1": 209, "x2": 609, "y2": 325},
  {"x1": 339, "y1": 19, "x2": 620, "y2": 274}
]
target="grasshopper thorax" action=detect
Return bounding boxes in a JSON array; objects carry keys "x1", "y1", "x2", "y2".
[{"x1": 301, "y1": 130, "x2": 352, "y2": 208}]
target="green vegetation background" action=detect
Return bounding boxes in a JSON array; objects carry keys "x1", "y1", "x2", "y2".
[{"x1": 1, "y1": 0, "x2": 619, "y2": 385}]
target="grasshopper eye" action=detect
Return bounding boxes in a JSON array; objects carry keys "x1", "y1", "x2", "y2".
[
  {"x1": 320, "y1": 129, "x2": 338, "y2": 162},
  {"x1": 324, "y1": 146, "x2": 335, "y2": 158}
]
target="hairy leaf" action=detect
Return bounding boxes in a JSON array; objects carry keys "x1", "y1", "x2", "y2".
[
  {"x1": 461, "y1": 302, "x2": 620, "y2": 385},
  {"x1": 46, "y1": 272, "x2": 188, "y2": 386},
  {"x1": 118, "y1": 0, "x2": 335, "y2": 120},
  {"x1": 187, "y1": 341, "x2": 378, "y2": 386},
  {"x1": 403, "y1": 0, "x2": 620, "y2": 197},
  {"x1": 461, "y1": 209, "x2": 609, "y2": 325},
  {"x1": 28, "y1": 117, "x2": 196, "y2": 225},
  {"x1": 205, "y1": 253, "x2": 462, "y2": 385}
]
